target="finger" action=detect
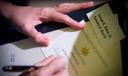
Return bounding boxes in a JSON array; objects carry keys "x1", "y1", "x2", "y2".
[
  {"x1": 50, "y1": 12, "x2": 84, "y2": 29},
  {"x1": 56, "y1": 1, "x2": 94, "y2": 13},
  {"x1": 26, "y1": 56, "x2": 56, "y2": 76},
  {"x1": 54, "y1": 69, "x2": 69, "y2": 76},
  {"x1": 43, "y1": 57, "x2": 66, "y2": 74},
  {"x1": 34, "y1": 55, "x2": 56, "y2": 67},
  {"x1": 23, "y1": 26, "x2": 49, "y2": 46},
  {"x1": 39, "y1": 7, "x2": 84, "y2": 29}
]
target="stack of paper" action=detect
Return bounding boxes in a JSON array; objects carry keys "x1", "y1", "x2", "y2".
[{"x1": 40, "y1": 3, "x2": 125, "y2": 76}]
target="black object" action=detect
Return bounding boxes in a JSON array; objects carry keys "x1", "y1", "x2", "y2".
[{"x1": 2, "y1": 65, "x2": 39, "y2": 72}]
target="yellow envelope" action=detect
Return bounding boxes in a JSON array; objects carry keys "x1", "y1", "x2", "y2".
[{"x1": 84, "y1": 21, "x2": 122, "y2": 76}]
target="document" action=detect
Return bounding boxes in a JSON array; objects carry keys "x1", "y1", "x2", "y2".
[{"x1": 87, "y1": 4, "x2": 125, "y2": 48}]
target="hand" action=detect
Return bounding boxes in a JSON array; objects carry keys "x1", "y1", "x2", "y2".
[
  {"x1": 19, "y1": 56, "x2": 68, "y2": 76},
  {"x1": 1, "y1": 1, "x2": 94, "y2": 46}
]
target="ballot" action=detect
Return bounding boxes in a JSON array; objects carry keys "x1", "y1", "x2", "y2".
[{"x1": 0, "y1": 3, "x2": 125, "y2": 76}]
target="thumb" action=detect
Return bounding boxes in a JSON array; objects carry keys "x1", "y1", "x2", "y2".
[
  {"x1": 34, "y1": 55, "x2": 56, "y2": 67},
  {"x1": 44, "y1": 57, "x2": 67, "y2": 75},
  {"x1": 23, "y1": 26, "x2": 49, "y2": 46}
]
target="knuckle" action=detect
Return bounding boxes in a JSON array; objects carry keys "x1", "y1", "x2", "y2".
[
  {"x1": 64, "y1": 14, "x2": 69, "y2": 18},
  {"x1": 58, "y1": 3, "x2": 75, "y2": 7},
  {"x1": 58, "y1": 3, "x2": 69, "y2": 7},
  {"x1": 40, "y1": 7, "x2": 55, "y2": 19},
  {"x1": 59, "y1": 3, "x2": 67, "y2": 6},
  {"x1": 62, "y1": 15, "x2": 70, "y2": 21},
  {"x1": 22, "y1": 25, "x2": 32, "y2": 34},
  {"x1": 21, "y1": 25, "x2": 29, "y2": 32},
  {"x1": 41, "y1": 7, "x2": 55, "y2": 14}
]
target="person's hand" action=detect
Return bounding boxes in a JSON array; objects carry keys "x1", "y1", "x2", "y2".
[
  {"x1": 1, "y1": 1, "x2": 94, "y2": 46},
  {"x1": 19, "y1": 56, "x2": 68, "y2": 76}
]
